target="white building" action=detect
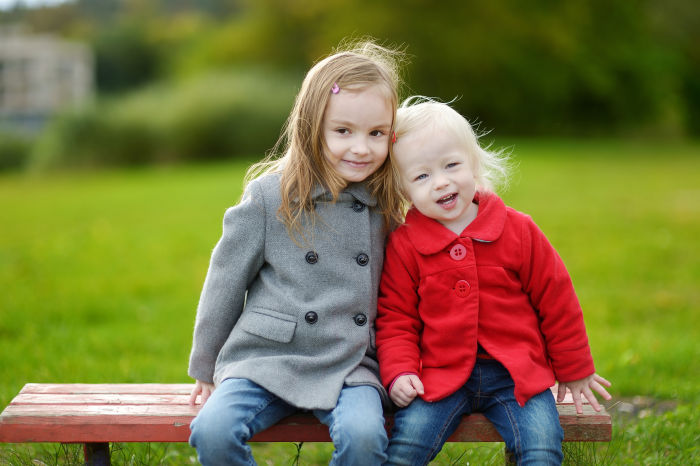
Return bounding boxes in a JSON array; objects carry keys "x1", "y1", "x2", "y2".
[{"x1": 0, "y1": 27, "x2": 93, "y2": 130}]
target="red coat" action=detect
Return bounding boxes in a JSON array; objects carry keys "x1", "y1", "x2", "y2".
[{"x1": 376, "y1": 192, "x2": 595, "y2": 406}]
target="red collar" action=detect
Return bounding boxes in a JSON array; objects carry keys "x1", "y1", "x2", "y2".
[{"x1": 401, "y1": 192, "x2": 507, "y2": 255}]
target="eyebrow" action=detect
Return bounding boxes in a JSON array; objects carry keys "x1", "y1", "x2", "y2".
[{"x1": 326, "y1": 118, "x2": 391, "y2": 128}]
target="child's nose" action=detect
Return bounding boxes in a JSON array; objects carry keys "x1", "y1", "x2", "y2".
[
  {"x1": 433, "y1": 172, "x2": 449, "y2": 190},
  {"x1": 351, "y1": 136, "x2": 369, "y2": 155}
]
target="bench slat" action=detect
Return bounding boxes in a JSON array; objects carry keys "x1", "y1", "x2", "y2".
[
  {"x1": 12, "y1": 393, "x2": 193, "y2": 405},
  {"x1": 0, "y1": 384, "x2": 611, "y2": 444},
  {"x1": 19, "y1": 384, "x2": 193, "y2": 395}
]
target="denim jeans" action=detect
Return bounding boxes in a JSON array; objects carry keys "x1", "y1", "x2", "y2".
[
  {"x1": 189, "y1": 377, "x2": 388, "y2": 466},
  {"x1": 385, "y1": 359, "x2": 563, "y2": 466}
]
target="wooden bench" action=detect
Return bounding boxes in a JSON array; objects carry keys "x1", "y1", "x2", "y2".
[{"x1": 0, "y1": 383, "x2": 611, "y2": 465}]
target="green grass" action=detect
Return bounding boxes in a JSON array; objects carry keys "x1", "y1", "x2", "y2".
[{"x1": 1, "y1": 139, "x2": 698, "y2": 464}]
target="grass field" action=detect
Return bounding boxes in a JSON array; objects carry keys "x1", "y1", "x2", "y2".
[{"x1": 0, "y1": 139, "x2": 698, "y2": 464}]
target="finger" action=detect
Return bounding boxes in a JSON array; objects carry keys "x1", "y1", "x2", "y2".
[
  {"x1": 411, "y1": 377, "x2": 425, "y2": 395},
  {"x1": 189, "y1": 387, "x2": 199, "y2": 406},
  {"x1": 572, "y1": 391, "x2": 583, "y2": 415},
  {"x1": 594, "y1": 374, "x2": 612, "y2": 388},
  {"x1": 583, "y1": 389, "x2": 602, "y2": 412},
  {"x1": 201, "y1": 388, "x2": 211, "y2": 405},
  {"x1": 399, "y1": 385, "x2": 416, "y2": 399},
  {"x1": 392, "y1": 394, "x2": 409, "y2": 408},
  {"x1": 391, "y1": 387, "x2": 409, "y2": 406},
  {"x1": 592, "y1": 381, "x2": 612, "y2": 401},
  {"x1": 556, "y1": 384, "x2": 567, "y2": 403}
]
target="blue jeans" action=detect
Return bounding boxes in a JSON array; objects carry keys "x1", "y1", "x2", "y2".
[
  {"x1": 385, "y1": 359, "x2": 563, "y2": 466},
  {"x1": 189, "y1": 377, "x2": 388, "y2": 466}
]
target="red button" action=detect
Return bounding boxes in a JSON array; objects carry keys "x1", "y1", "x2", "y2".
[
  {"x1": 455, "y1": 280, "x2": 470, "y2": 298},
  {"x1": 449, "y1": 244, "x2": 466, "y2": 261}
]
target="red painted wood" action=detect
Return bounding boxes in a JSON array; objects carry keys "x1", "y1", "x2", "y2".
[
  {"x1": 14, "y1": 393, "x2": 192, "y2": 405},
  {"x1": 0, "y1": 384, "x2": 611, "y2": 444},
  {"x1": 19, "y1": 384, "x2": 194, "y2": 395}
]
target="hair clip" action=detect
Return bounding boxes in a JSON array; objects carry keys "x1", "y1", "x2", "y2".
[
  {"x1": 391, "y1": 132, "x2": 397, "y2": 143},
  {"x1": 331, "y1": 83, "x2": 340, "y2": 94}
]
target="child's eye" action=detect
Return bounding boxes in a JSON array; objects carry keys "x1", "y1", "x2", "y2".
[
  {"x1": 414, "y1": 173, "x2": 428, "y2": 181},
  {"x1": 370, "y1": 130, "x2": 385, "y2": 137},
  {"x1": 446, "y1": 162, "x2": 460, "y2": 169},
  {"x1": 336, "y1": 128, "x2": 349, "y2": 135}
]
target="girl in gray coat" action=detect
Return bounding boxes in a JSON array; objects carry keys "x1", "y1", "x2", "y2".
[{"x1": 187, "y1": 41, "x2": 406, "y2": 465}]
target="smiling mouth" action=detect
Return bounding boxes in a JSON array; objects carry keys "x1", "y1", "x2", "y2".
[
  {"x1": 437, "y1": 193, "x2": 457, "y2": 205},
  {"x1": 343, "y1": 160, "x2": 369, "y2": 168}
]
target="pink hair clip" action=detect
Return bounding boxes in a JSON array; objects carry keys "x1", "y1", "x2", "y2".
[
  {"x1": 391, "y1": 132, "x2": 397, "y2": 143},
  {"x1": 331, "y1": 83, "x2": 340, "y2": 94}
]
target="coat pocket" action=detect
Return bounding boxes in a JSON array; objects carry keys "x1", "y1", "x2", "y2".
[{"x1": 239, "y1": 307, "x2": 297, "y2": 343}]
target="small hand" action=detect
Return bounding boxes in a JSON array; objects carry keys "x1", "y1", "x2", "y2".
[
  {"x1": 390, "y1": 374, "x2": 425, "y2": 408},
  {"x1": 189, "y1": 380, "x2": 215, "y2": 406},
  {"x1": 557, "y1": 373, "x2": 612, "y2": 414}
]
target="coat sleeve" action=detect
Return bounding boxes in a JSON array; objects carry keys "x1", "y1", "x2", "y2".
[
  {"x1": 187, "y1": 180, "x2": 267, "y2": 383},
  {"x1": 376, "y1": 232, "x2": 423, "y2": 389},
  {"x1": 518, "y1": 216, "x2": 595, "y2": 382}
]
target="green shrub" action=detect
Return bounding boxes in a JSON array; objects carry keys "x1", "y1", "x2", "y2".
[
  {"x1": 30, "y1": 105, "x2": 159, "y2": 169},
  {"x1": 29, "y1": 68, "x2": 297, "y2": 169},
  {"x1": 0, "y1": 129, "x2": 33, "y2": 172}
]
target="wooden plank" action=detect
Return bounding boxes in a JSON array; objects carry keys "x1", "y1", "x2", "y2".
[
  {"x1": 0, "y1": 410, "x2": 610, "y2": 443},
  {"x1": 1, "y1": 404, "x2": 200, "y2": 418},
  {"x1": 0, "y1": 384, "x2": 611, "y2": 444},
  {"x1": 0, "y1": 412, "x2": 325, "y2": 443},
  {"x1": 12, "y1": 393, "x2": 193, "y2": 405},
  {"x1": 19, "y1": 384, "x2": 193, "y2": 395}
]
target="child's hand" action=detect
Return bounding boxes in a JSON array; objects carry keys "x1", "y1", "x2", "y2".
[
  {"x1": 390, "y1": 374, "x2": 424, "y2": 407},
  {"x1": 557, "y1": 373, "x2": 612, "y2": 414},
  {"x1": 189, "y1": 380, "x2": 215, "y2": 406}
]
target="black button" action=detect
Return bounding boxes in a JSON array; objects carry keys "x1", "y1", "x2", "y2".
[
  {"x1": 354, "y1": 313, "x2": 367, "y2": 326},
  {"x1": 305, "y1": 251, "x2": 318, "y2": 264},
  {"x1": 305, "y1": 311, "x2": 318, "y2": 324},
  {"x1": 356, "y1": 253, "x2": 369, "y2": 266},
  {"x1": 352, "y1": 200, "x2": 365, "y2": 212}
]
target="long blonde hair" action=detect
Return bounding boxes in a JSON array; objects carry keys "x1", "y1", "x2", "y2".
[{"x1": 247, "y1": 40, "x2": 406, "y2": 242}]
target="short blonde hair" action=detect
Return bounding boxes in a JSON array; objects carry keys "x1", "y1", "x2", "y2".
[
  {"x1": 248, "y1": 40, "x2": 406, "y2": 241},
  {"x1": 394, "y1": 97, "x2": 510, "y2": 193}
]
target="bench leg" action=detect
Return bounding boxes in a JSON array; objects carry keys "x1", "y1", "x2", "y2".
[{"x1": 84, "y1": 442, "x2": 111, "y2": 466}]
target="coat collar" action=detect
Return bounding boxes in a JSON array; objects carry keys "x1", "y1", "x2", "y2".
[
  {"x1": 310, "y1": 181, "x2": 377, "y2": 206},
  {"x1": 402, "y1": 192, "x2": 507, "y2": 255}
]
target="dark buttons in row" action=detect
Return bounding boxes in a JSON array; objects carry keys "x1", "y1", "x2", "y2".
[
  {"x1": 304, "y1": 311, "x2": 367, "y2": 327},
  {"x1": 306, "y1": 251, "x2": 368, "y2": 266}
]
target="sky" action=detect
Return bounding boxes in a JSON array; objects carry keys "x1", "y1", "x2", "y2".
[{"x1": 0, "y1": 0, "x2": 70, "y2": 10}]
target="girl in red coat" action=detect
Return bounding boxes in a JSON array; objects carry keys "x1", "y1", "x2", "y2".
[{"x1": 376, "y1": 98, "x2": 611, "y2": 465}]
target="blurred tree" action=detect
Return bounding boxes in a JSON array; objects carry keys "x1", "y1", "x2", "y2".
[
  {"x1": 93, "y1": 21, "x2": 162, "y2": 93},
  {"x1": 2, "y1": 0, "x2": 698, "y2": 140}
]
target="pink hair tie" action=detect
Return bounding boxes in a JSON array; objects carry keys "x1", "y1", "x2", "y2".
[
  {"x1": 331, "y1": 83, "x2": 340, "y2": 94},
  {"x1": 391, "y1": 132, "x2": 397, "y2": 143}
]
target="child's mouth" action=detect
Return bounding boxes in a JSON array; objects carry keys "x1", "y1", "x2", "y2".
[{"x1": 437, "y1": 193, "x2": 457, "y2": 206}]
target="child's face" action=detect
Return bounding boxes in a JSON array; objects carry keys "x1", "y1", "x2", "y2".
[
  {"x1": 322, "y1": 85, "x2": 393, "y2": 183},
  {"x1": 393, "y1": 126, "x2": 478, "y2": 233}
]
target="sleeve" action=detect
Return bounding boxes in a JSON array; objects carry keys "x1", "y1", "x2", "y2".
[
  {"x1": 518, "y1": 216, "x2": 595, "y2": 382},
  {"x1": 375, "y1": 232, "x2": 423, "y2": 388},
  {"x1": 187, "y1": 180, "x2": 267, "y2": 383}
]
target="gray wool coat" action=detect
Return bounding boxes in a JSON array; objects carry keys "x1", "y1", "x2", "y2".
[{"x1": 187, "y1": 173, "x2": 389, "y2": 410}]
